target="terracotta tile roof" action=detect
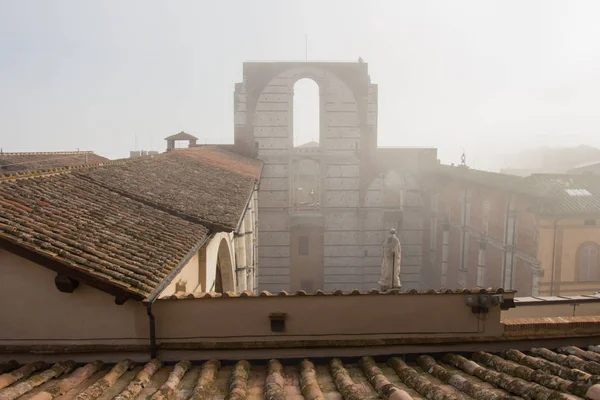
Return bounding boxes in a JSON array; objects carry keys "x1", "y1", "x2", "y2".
[
  {"x1": 0, "y1": 173, "x2": 208, "y2": 298},
  {"x1": 177, "y1": 146, "x2": 262, "y2": 180},
  {"x1": 503, "y1": 316, "x2": 600, "y2": 337},
  {"x1": 523, "y1": 173, "x2": 600, "y2": 215},
  {"x1": 0, "y1": 152, "x2": 108, "y2": 173},
  {"x1": 3, "y1": 345, "x2": 600, "y2": 399},
  {"x1": 425, "y1": 164, "x2": 544, "y2": 197},
  {"x1": 160, "y1": 287, "x2": 511, "y2": 300},
  {"x1": 78, "y1": 147, "x2": 262, "y2": 230}
]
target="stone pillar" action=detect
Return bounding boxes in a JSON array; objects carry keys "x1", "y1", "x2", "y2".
[
  {"x1": 234, "y1": 226, "x2": 248, "y2": 292},
  {"x1": 458, "y1": 188, "x2": 469, "y2": 288},
  {"x1": 441, "y1": 221, "x2": 450, "y2": 287},
  {"x1": 531, "y1": 262, "x2": 542, "y2": 296},
  {"x1": 502, "y1": 198, "x2": 518, "y2": 290},
  {"x1": 166, "y1": 139, "x2": 175, "y2": 151},
  {"x1": 236, "y1": 267, "x2": 247, "y2": 292},
  {"x1": 477, "y1": 239, "x2": 487, "y2": 288}
]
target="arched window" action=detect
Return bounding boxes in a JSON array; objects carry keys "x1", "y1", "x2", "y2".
[
  {"x1": 578, "y1": 243, "x2": 600, "y2": 282},
  {"x1": 293, "y1": 79, "x2": 320, "y2": 148}
]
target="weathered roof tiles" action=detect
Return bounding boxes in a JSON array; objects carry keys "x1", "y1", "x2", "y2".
[
  {"x1": 0, "y1": 173, "x2": 209, "y2": 298},
  {"x1": 78, "y1": 147, "x2": 262, "y2": 230},
  {"x1": 160, "y1": 287, "x2": 511, "y2": 300},
  {"x1": 0, "y1": 151, "x2": 108, "y2": 173},
  {"x1": 3, "y1": 345, "x2": 600, "y2": 399}
]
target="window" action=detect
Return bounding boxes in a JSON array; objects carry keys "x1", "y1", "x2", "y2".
[
  {"x1": 299, "y1": 236, "x2": 309, "y2": 255},
  {"x1": 293, "y1": 78, "x2": 320, "y2": 148},
  {"x1": 477, "y1": 266, "x2": 485, "y2": 287},
  {"x1": 578, "y1": 243, "x2": 600, "y2": 282},
  {"x1": 482, "y1": 200, "x2": 491, "y2": 235},
  {"x1": 585, "y1": 219, "x2": 597, "y2": 226}
]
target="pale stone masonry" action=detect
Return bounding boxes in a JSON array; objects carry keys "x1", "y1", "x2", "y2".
[{"x1": 233, "y1": 61, "x2": 438, "y2": 292}]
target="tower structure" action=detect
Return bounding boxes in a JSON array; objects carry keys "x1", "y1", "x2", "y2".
[{"x1": 233, "y1": 61, "x2": 437, "y2": 292}]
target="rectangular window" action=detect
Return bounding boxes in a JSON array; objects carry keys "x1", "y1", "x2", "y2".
[
  {"x1": 299, "y1": 236, "x2": 309, "y2": 255},
  {"x1": 477, "y1": 266, "x2": 485, "y2": 288},
  {"x1": 585, "y1": 219, "x2": 597, "y2": 226}
]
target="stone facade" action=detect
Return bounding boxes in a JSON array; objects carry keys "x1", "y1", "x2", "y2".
[
  {"x1": 233, "y1": 61, "x2": 437, "y2": 292},
  {"x1": 421, "y1": 177, "x2": 540, "y2": 296}
]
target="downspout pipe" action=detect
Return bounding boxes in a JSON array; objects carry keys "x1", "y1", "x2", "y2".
[
  {"x1": 142, "y1": 234, "x2": 211, "y2": 359},
  {"x1": 145, "y1": 303, "x2": 157, "y2": 359}
]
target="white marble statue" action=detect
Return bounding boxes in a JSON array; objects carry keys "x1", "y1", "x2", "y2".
[{"x1": 379, "y1": 229, "x2": 402, "y2": 290}]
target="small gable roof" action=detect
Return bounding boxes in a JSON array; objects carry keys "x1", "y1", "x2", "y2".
[{"x1": 164, "y1": 131, "x2": 198, "y2": 141}]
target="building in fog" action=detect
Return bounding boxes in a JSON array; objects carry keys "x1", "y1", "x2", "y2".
[
  {"x1": 232, "y1": 61, "x2": 438, "y2": 292},
  {"x1": 423, "y1": 165, "x2": 600, "y2": 296}
]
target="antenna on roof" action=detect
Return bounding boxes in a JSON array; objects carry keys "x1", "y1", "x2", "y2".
[
  {"x1": 305, "y1": 33, "x2": 308, "y2": 61},
  {"x1": 461, "y1": 149, "x2": 467, "y2": 167}
]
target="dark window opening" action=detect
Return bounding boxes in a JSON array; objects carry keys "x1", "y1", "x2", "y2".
[
  {"x1": 214, "y1": 259, "x2": 223, "y2": 293},
  {"x1": 269, "y1": 313, "x2": 286, "y2": 332},
  {"x1": 299, "y1": 236, "x2": 309, "y2": 255},
  {"x1": 585, "y1": 219, "x2": 597, "y2": 226}
]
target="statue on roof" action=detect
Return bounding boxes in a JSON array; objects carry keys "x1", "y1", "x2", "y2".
[{"x1": 379, "y1": 229, "x2": 402, "y2": 291}]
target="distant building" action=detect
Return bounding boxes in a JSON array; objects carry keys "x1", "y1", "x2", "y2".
[
  {"x1": 568, "y1": 161, "x2": 600, "y2": 174},
  {"x1": 165, "y1": 131, "x2": 198, "y2": 151},
  {"x1": 423, "y1": 165, "x2": 600, "y2": 296},
  {"x1": 129, "y1": 150, "x2": 159, "y2": 158}
]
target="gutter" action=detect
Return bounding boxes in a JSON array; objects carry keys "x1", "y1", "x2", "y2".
[{"x1": 142, "y1": 233, "x2": 211, "y2": 358}]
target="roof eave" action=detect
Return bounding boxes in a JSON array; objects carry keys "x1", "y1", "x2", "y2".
[
  {"x1": 143, "y1": 233, "x2": 212, "y2": 304},
  {"x1": 0, "y1": 236, "x2": 145, "y2": 302}
]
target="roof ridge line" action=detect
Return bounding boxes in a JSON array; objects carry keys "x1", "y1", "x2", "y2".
[{"x1": 75, "y1": 174, "x2": 235, "y2": 233}]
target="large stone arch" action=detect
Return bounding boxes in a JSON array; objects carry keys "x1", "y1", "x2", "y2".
[
  {"x1": 234, "y1": 62, "x2": 375, "y2": 160},
  {"x1": 204, "y1": 233, "x2": 236, "y2": 293},
  {"x1": 251, "y1": 66, "x2": 361, "y2": 152},
  {"x1": 234, "y1": 62, "x2": 378, "y2": 293}
]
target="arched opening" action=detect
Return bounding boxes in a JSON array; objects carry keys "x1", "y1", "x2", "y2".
[
  {"x1": 290, "y1": 223, "x2": 324, "y2": 292},
  {"x1": 382, "y1": 170, "x2": 403, "y2": 209},
  {"x1": 216, "y1": 238, "x2": 235, "y2": 292},
  {"x1": 577, "y1": 242, "x2": 600, "y2": 282},
  {"x1": 293, "y1": 79, "x2": 320, "y2": 148}
]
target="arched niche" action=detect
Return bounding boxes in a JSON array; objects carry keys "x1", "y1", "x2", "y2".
[
  {"x1": 382, "y1": 170, "x2": 404, "y2": 209},
  {"x1": 292, "y1": 158, "x2": 321, "y2": 210}
]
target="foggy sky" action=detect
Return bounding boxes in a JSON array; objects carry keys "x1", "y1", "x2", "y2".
[{"x1": 1, "y1": 0, "x2": 600, "y2": 171}]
